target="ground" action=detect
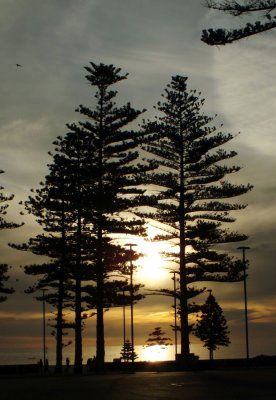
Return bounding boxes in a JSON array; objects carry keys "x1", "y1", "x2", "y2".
[{"x1": 1, "y1": 368, "x2": 276, "y2": 400}]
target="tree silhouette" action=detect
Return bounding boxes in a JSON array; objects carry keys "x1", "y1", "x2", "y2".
[
  {"x1": 193, "y1": 291, "x2": 230, "y2": 360},
  {"x1": 145, "y1": 327, "x2": 172, "y2": 348},
  {"x1": 68, "y1": 62, "x2": 155, "y2": 372},
  {"x1": 11, "y1": 62, "x2": 154, "y2": 374},
  {"x1": 142, "y1": 75, "x2": 252, "y2": 361},
  {"x1": 120, "y1": 339, "x2": 138, "y2": 362},
  {"x1": 0, "y1": 170, "x2": 23, "y2": 302},
  {"x1": 202, "y1": 0, "x2": 276, "y2": 45},
  {"x1": 48, "y1": 130, "x2": 100, "y2": 375},
  {"x1": 11, "y1": 158, "x2": 79, "y2": 373},
  {"x1": 12, "y1": 136, "x2": 137, "y2": 374}
]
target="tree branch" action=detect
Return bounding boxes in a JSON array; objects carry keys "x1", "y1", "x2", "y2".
[
  {"x1": 205, "y1": 0, "x2": 276, "y2": 16},
  {"x1": 202, "y1": 20, "x2": 276, "y2": 45}
]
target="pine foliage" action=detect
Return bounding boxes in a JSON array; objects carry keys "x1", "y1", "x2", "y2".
[
  {"x1": 202, "y1": 0, "x2": 276, "y2": 45},
  {"x1": 120, "y1": 339, "x2": 138, "y2": 362},
  {"x1": 11, "y1": 157, "x2": 82, "y2": 373},
  {"x1": 11, "y1": 63, "x2": 150, "y2": 373},
  {"x1": 194, "y1": 291, "x2": 230, "y2": 360},
  {"x1": 69, "y1": 62, "x2": 154, "y2": 371},
  {"x1": 145, "y1": 327, "x2": 172, "y2": 348},
  {"x1": 141, "y1": 75, "x2": 252, "y2": 357},
  {"x1": 0, "y1": 170, "x2": 23, "y2": 302}
]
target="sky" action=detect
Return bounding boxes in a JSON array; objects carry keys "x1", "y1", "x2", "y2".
[{"x1": 0, "y1": 0, "x2": 276, "y2": 364}]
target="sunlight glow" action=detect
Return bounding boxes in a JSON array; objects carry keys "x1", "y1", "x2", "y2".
[
  {"x1": 137, "y1": 240, "x2": 168, "y2": 284},
  {"x1": 141, "y1": 344, "x2": 170, "y2": 362},
  {"x1": 118, "y1": 224, "x2": 177, "y2": 285}
]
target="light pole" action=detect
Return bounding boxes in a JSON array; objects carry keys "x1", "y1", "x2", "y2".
[
  {"x1": 237, "y1": 246, "x2": 250, "y2": 363},
  {"x1": 40, "y1": 288, "x2": 48, "y2": 371},
  {"x1": 170, "y1": 271, "x2": 178, "y2": 359},
  {"x1": 125, "y1": 243, "x2": 137, "y2": 366}
]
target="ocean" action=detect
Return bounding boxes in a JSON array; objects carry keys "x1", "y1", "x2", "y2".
[
  {"x1": 1, "y1": 337, "x2": 248, "y2": 365},
  {"x1": 0, "y1": 344, "x2": 181, "y2": 366}
]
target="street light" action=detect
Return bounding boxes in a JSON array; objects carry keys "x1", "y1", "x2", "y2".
[
  {"x1": 40, "y1": 288, "x2": 48, "y2": 371},
  {"x1": 125, "y1": 243, "x2": 137, "y2": 366},
  {"x1": 237, "y1": 246, "x2": 250, "y2": 363},
  {"x1": 170, "y1": 270, "x2": 178, "y2": 359}
]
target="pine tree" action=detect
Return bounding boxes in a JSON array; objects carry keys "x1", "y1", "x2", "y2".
[
  {"x1": 202, "y1": 1, "x2": 276, "y2": 45},
  {"x1": 145, "y1": 327, "x2": 172, "y2": 348},
  {"x1": 68, "y1": 62, "x2": 155, "y2": 372},
  {"x1": 142, "y1": 75, "x2": 252, "y2": 361},
  {"x1": 18, "y1": 240, "x2": 76, "y2": 374},
  {"x1": 11, "y1": 157, "x2": 79, "y2": 373},
  {"x1": 13, "y1": 133, "x2": 124, "y2": 374},
  {"x1": 120, "y1": 339, "x2": 138, "y2": 362},
  {"x1": 13, "y1": 63, "x2": 152, "y2": 374},
  {"x1": 0, "y1": 170, "x2": 23, "y2": 302},
  {"x1": 50, "y1": 132, "x2": 98, "y2": 375},
  {"x1": 194, "y1": 291, "x2": 230, "y2": 360}
]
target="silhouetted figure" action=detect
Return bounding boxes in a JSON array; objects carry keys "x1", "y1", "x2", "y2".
[
  {"x1": 87, "y1": 358, "x2": 92, "y2": 371},
  {"x1": 87, "y1": 356, "x2": 96, "y2": 372},
  {"x1": 44, "y1": 358, "x2": 49, "y2": 373},
  {"x1": 38, "y1": 359, "x2": 43, "y2": 374},
  {"x1": 66, "y1": 357, "x2": 70, "y2": 370}
]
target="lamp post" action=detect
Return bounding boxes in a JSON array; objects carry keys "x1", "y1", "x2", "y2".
[
  {"x1": 170, "y1": 271, "x2": 178, "y2": 359},
  {"x1": 237, "y1": 246, "x2": 250, "y2": 362},
  {"x1": 40, "y1": 288, "x2": 48, "y2": 371},
  {"x1": 125, "y1": 243, "x2": 137, "y2": 365}
]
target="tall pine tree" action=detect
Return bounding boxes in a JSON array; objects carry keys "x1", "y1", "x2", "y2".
[
  {"x1": 13, "y1": 62, "x2": 152, "y2": 374},
  {"x1": 12, "y1": 157, "x2": 79, "y2": 373},
  {"x1": 142, "y1": 75, "x2": 252, "y2": 362},
  {"x1": 67, "y1": 62, "x2": 155, "y2": 372},
  {"x1": 13, "y1": 131, "x2": 134, "y2": 374}
]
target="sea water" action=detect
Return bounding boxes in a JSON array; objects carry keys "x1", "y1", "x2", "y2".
[{"x1": 0, "y1": 344, "x2": 180, "y2": 365}]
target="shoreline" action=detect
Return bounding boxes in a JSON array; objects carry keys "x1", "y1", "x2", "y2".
[{"x1": 1, "y1": 355, "x2": 276, "y2": 375}]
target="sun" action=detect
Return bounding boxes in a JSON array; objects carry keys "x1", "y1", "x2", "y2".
[
  {"x1": 136, "y1": 240, "x2": 169, "y2": 284},
  {"x1": 141, "y1": 344, "x2": 170, "y2": 362},
  {"x1": 122, "y1": 224, "x2": 174, "y2": 285}
]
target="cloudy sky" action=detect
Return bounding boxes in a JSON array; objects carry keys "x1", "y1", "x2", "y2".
[{"x1": 1, "y1": 0, "x2": 276, "y2": 363}]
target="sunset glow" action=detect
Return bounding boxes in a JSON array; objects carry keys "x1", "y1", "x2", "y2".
[
  {"x1": 137, "y1": 245, "x2": 168, "y2": 283},
  {"x1": 134, "y1": 225, "x2": 172, "y2": 284},
  {"x1": 141, "y1": 344, "x2": 171, "y2": 362}
]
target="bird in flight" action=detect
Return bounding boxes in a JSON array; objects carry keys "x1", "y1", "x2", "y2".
[{"x1": 16, "y1": 64, "x2": 22, "y2": 67}]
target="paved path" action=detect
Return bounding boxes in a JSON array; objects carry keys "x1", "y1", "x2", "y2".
[{"x1": 1, "y1": 368, "x2": 276, "y2": 400}]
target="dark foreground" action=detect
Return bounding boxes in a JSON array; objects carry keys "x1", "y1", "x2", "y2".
[{"x1": 1, "y1": 368, "x2": 276, "y2": 400}]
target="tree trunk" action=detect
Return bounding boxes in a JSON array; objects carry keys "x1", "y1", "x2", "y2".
[
  {"x1": 55, "y1": 200, "x2": 66, "y2": 374},
  {"x1": 179, "y1": 119, "x2": 190, "y2": 360},
  {"x1": 55, "y1": 279, "x2": 63, "y2": 374},
  {"x1": 74, "y1": 204, "x2": 83, "y2": 374},
  {"x1": 74, "y1": 275, "x2": 82, "y2": 374},
  {"x1": 95, "y1": 86, "x2": 105, "y2": 373},
  {"x1": 95, "y1": 200, "x2": 105, "y2": 372},
  {"x1": 96, "y1": 277, "x2": 105, "y2": 373}
]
